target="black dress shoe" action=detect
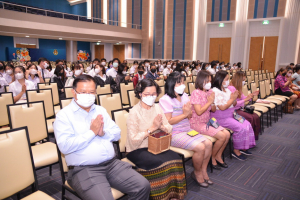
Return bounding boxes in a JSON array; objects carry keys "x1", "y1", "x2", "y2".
[
  {"x1": 212, "y1": 164, "x2": 221, "y2": 170},
  {"x1": 216, "y1": 160, "x2": 228, "y2": 168},
  {"x1": 191, "y1": 171, "x2": 209, "y2": 188}
]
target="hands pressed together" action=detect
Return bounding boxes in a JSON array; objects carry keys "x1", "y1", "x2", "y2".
[{"x1": 90, "y1": 115, "x2": 104, "y2": 136}]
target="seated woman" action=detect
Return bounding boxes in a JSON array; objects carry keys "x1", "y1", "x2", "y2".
[
  {"x1": 132, "y1": 65, "x2": 146, "y2": 88},
  {"x1": 159, "y1": 72, "x2": 213, "y2": 187},
  {"x1": 192, "y1": 63, "x2": 201, "y2": 76},
  {"x1": 126, "y1": 79, "x2": 187, "y2": 200},
  {"x1": 115, "y1": 64, "x2": 130, "y2": 93},
  {"x1": 286, "y1": 67, "x2": 300, "y2": 109},
  {"x1": 65, "y1": 63, "x2": 83, "y2": 87},
  {"x1": 4, "y1": 64, "x2": 15, "y2": 84},
  {"x1": 26, "y1": 64, "x2": 44, "y2": 88},
  {"x1": 190, "y1": 71, "x2": 230, "y2": 169},
  {"x1": 210, "y1": 70, "x2": 256, "y2": 161},
  {"x1": 93, "y1": 64, "x2": 117, "y2": 93},
  {"x1": 9, "y1": 66, "x2": 35, "y2": 103},
  {"x1": 292, "y1": 64, "x2": 300, "y2": 89},
  {"x1": 50, "y1": 65, "x2": 66, "y2": 100},
  {"x1": 229, "y1": 71, "x2": 261, "y2": 140},
  {"x1": 275, "y1": 68, "x2": 298, "y2": 112}
]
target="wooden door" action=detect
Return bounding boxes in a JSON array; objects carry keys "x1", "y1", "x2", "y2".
[
  {"x1": 209, "y1": 38, "x2": 231, "y2": 63},
  {"x1": 16, "y1": 44, "x2": 36, "y2": 48},
  {"x1": 113, "y1": 44, "x2": 125, "y2": 62},
  {"x1": 264, "y1": 36, "x2": 278, "y2": 72},
  {"x1": 94, "y1": 45, "x2": 104, "y2": 59},
  {"x1": 248, "y1": 37, "x2": 264, "y2": 71}
]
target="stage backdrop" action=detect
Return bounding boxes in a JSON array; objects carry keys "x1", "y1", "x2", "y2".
[{"x1": 7, "y1": 47, "x2": 66, "y2": 61}]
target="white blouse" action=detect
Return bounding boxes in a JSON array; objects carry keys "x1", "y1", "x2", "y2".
[
  {"x1": 9, "y1": 80, "x2": 35, "y2": 103},
  {"x1": 27, "y1": 75, "x2": 40, "y2": 88},
  {"x1": 211, "y1": 87, "x2": 233, "y2": 110},
  {"x1": 97, "y1": 74, "x2": 107, "y2": 82},
  {"x1": 0, "y1": 76, "x2": 8, "y2": 93}
]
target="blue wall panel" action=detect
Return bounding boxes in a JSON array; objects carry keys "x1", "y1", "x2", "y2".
[
  {"x1": 39, "y1": 39, "x2": 66, "y2": 50},
  {"x1": 77, "y1": 41, "x2": 90, "y2": 51},
  {"x1": 5, "y1": 0, "x2": 87, "y2": 16},
  {"x1": 0, "y1": 36, "x2": 14, "y2": 61}
]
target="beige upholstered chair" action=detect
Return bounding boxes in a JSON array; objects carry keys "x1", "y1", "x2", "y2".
[
  {"x1": 64, "y1": 87, "x2": 73, "y2": 98},
  {"x1": 7, "y1": 102, "x2": 59, "y2": 175},
  {"x1": 97, "y1": 84, "x2": 111, "y2": 94},
  {"x1": 188, "y1": 82, "x2": 195, "y2": 95},
  {"x1": 57, "y1": 147, "x2": 126, "y2": 200},
  {"x1": 156, "y1": 86, "x2": 165, "y2": 103},
  {"x1": 120, "y1": 82, "x2": 134, "y2": 105},
  {"x1": 0, "y1": 92, "x2": 14, "y2": 131},
  {"x1": 98, "y1": 93, "x2": 122, "y2": 118},
  {"x1": 184, "y1": 76, "x2": 193, "y2": 93},
  {"x1": 270, "y1": 79, "x2": 289, "y2": 100},
  {"x1": 0, "y1": 127, "x2": 54, "y2": 200},
  {"x1": 38, "y1": 82, "x2": 60, "y2": 114},
  {"x1": 154, "y1": 79, "x2": 164, "y2": 86},
  {"x1": 127, "y1": 90, "x2": 139, "y2": 107},
  {"x1": 5, "y1": 85, "x2": 10, "y2": 92},
  {"x1": 60, "y1": 98, "x2": 73, "y2": 109},
  {"x1": 192, "y1": 75, "x2": 197, "y2": 83},
  {"x1": 26, "y1": 89, "x2": 56, "y2": 134},
  {"x1": 44, "y1": 78, "x2": 51, "y2": 84}
]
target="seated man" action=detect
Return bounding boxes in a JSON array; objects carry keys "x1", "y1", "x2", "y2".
[
  {"x1": 145, "y1": 63, "x2": 160, "y2": 80},
  {"x1": 54, "y1": 74, "x2": 150, "y2": 200}
]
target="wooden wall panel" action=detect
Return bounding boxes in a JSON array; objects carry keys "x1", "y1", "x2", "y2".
[
  {"x1": 95, "y1": 45, "x2": 104, "y2": 59},
  {"x1": 248, "y1": 37, "x2": 264, "y2": 71},
  {"x1": 264, "y1": 36, "x2": 278, "y2": 72},
  {"x1": 15, "y1": 44, "x2": 36, "y2": 48},
  {"x1": 113, "y1": 44, "x2": 125, "y2": 62}
]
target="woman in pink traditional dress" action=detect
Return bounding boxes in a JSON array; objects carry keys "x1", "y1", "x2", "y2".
[
  {"x1": 189, "y1": 71, "x2": 230, "y2": 170},
  {"x1": 159, "y1": 72, "x2": 213, "y2": 188}
]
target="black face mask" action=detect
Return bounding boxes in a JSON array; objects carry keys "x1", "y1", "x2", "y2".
[
  {"x1": 282, "y1": 73, "x2": 287, "y2": 76},
  {"x1": 58, "y1": 72, "x2": 64, "y2": 76},
  {"x1": 138, "y1": 71, "x2": 144, "y2": 75},
  {"x1": 150, "y1": 69, "x2": 156, "y2": 73}
]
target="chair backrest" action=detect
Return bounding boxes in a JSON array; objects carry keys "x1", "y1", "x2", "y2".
[
  {"x1": 254, "y1": 71, "x2": 258, "y2": 75},
  {"x1": 184, "y1": 76, "x2": 193, "y2": 93},
  {"x1": 60, "y1": 98, "x2": 73, "y2": 109},
  {"x1": 265, "y1": 69, "x2": 268, "y2": 73},
  {"x1": 251, "y1": 71, "x2": 254, "y2": 81},
  {"x1": 96, "y1": 84, "x2": 111, "y2": 95},
  {"x1": 258, "y1": 70, "x2": 262, "y2": 74},
  {"x1": 5, "y1": 85, "x2": 10, "y2": 93},
  {"x1": 265, "y1": 79, "x2": 271, "y2": 96},
  {"x1": 271, "y1": 78, "x2": 275, "y2": 93},
  {"x1": 44, "y1": 78, "x2": 50, "y2": 84},
  {"x1": 259, "y1": 81, "x2": 266, "y2": 99},
  {"x1": 0, "y1": 92, "x2": 13, "y2": 126},
  {"x1": 8, "y1": 102, "x2": 48, "y2": 143},
  {"x1": 111, "y1": 109, "x2": 130, "y2": 153},
  {"x1": 246, "y1": 71, "x2": 250, "y2": 76},
  {"x1": 262, "y1": 70, "x2": 265, "y2": 74},
  {"x1": 247, "y1": 76, "x2": 252, "y2": 88},
  {"x1": 188, "y1": 82, "x2": 195, "y2": 95},
  {"x1": 38, "y1": 83, "x2": 59, "y2": 105},
  {"x1": 64, "y1": 87, "x2": 73, "y2": 98},
  {"x1": 98, "y1": 93, "x2": 122, "y2": 118},
  {"x1": 250, "y1": 82, "x2": 258, "y2": 101},
  {"x1": 156, "y1": 86, "x2": 165, "y2": 102},
  {"x1": 154, "y1": 79, "x2": 164, "y2": 86},
  {"x1": 242, "y1": 84, "x2": 249, "y2": 97},
  {"x1": 128, "y1": 90, "x2": 139, "y2": 107},
  {"x1": 26, "y1": 89, "x2": 55, "y2": 118},
  {"x1": 120, "y1": 82, "x2": 134, "y2": 105},
  {"x1": 192, "y1": 75, "x2": 197, "y2": 83},
  {"x1": 269, "y1": 72, "x2": 274, "y2": 79},
  {"x1": 0, "y1": 127, "x2": 38, "y2": 199},
  {"x1": 262, "y1": 73, "x2": 267, "y2": 80},
  {"x1": 254, "y1": 75, "x2": 259, "y2": 86},
  {"x1": 258, "y1": 74, "x2": 263, "y2": 81}
]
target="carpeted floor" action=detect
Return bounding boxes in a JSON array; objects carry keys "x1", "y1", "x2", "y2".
[{"x1": 4, "y1": 109, "x2": 300, "y2": 200}]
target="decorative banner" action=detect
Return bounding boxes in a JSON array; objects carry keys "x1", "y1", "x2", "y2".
[
  {"x1": 77, "y1": 50, "x2": 90, "y2": 61},
  {"x1": 7, "y1": 48, "x2": 66, "y2": 61},
  {"x1": 12, "y1": 48, "x2": 31, "y2": 62}
]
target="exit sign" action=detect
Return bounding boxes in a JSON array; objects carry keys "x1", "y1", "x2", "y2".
[
  {"x1": 263, "y1": 20, "x2": 269, "y2": 25},
  {"x1": 219, "y1": 23, "x2": 224, "y2": 27}
]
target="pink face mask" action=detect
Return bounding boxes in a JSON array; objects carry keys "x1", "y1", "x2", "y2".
[{"x1": 287, "y1": 73, "x2": 292, "y2": 77}]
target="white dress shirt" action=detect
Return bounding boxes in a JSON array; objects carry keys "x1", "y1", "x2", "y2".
[
  {"x1": 27, "y1": 75, "x2": 41, "y2": 89},
  {"x1": 163, "y1": 68, "x2": 171, "y2": 76},
  {"x1": 8, "y1": 79, "x2": 35, "y2": 103},
  {"x1": 37, "y1": 66, "x2": 51, "y2": 78},
  {"x1": 0, "y1": 76, "x2": 8, "y2": 93},
  {"x1": 53, "y1": 99, "x2": 121, "y2": 166},
  {"x1": 129, "y1": 66, "x2": 136, "y2": 74},
  {"x1": 88, "y1": 69, "x2": 96, "y2": 77},
  {"x1": 106, "y1": 68, "x2": 117, "y2": 78}
]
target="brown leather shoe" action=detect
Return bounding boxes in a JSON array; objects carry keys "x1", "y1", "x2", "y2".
[{"x1": 191, "y1": 171, "x2": 209, "y2": 188}]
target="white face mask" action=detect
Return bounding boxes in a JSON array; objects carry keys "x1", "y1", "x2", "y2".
[
  {"x1": 145, "y1": 63, "x2": 150, "y2": 67},
  {"x1": 174, "y1": 84, "x2": 186, "y2": 94},
  {"x1": 86, "y1": 67, "x2": 91, "y2": 72},
  {"x1": 101, "y1": 62, "x2": 106, "y2": 66},
  {"x1": 203, "y1": 82, "x2": 211, "y2": 90},
  {"x1": 122, "y1": 71, "x2": 127, "y2": 75},
  {"x1": 15, "y1": 73, "x2": 24, "y2": 80},
  {"x1": 75, "y1": 92, "x2": 95, "y2": 108},
  {"x1": 167, "y1": 65, "x2": 171, "y2": 69},
  {"x1": 173, "y1": 65, "x2": 176, "y2": 69},
  {"x1": 6, "y1": 70, "x2": 13, "y2": 75},
  {"x1": 141, "y1": 95, "x2": 157, "y2": 106},
  {"x1": 113, "y1": 63, "x2": 118, "y2": 68},
  {"x1": 44, "y1": 63, "x2": 49, "y2": 68},
  {"x1": 81, "y1": 68, "x2": 84, "y2": 72},
  {"x1": 242, "y1": 81, "x2": 246, "y2": 85},
  {"x1": 95, "y1": 68, "x2": 101, "y2": 74},
  {"x1": 30, "y1": 69, "x2": 37, "y2": 75},
  {"x1": 223, "y1": 80, "x2": 229, "y2": 88},
  {"x1": 75, "y1": 70, "x2": 82, "y2": 76}
]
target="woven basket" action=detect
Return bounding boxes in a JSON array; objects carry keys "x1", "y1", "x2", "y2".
[{"x1": 148, "y1": 132, "x2": 171, "y2": 155}]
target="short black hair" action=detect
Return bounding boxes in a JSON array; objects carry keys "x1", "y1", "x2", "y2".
[
  {"x1": 133, "y1": 60, "x2": 138, "y2": 64},
  {"x1": 290, "y1": 63, "x2": 295, "y2": 66},
  {"x1": 14, "y1": 65, "x2": 26, "y2": 74},
  {"x1": 0, "y1": 61, "x2": 5, "y2": 68},
  {"x1": 38, "y1": 57, "x2": 47, "y2": 65},
  {"x1": 165, "y1": 71, "x2": 185, "y2": 98},
  {"x1": 117, "y1": 63, "x2": 126, "y2": 74},
  {"x1": 112, "y1": 58, "x2": 121, "y2": 64},
  {"x1": 55, "y1": 59, "x2": 63, "y2": 65},
  {"x1": 101, "y1": 58, "x2": 106, "y2": 62},
  {"x1": 144, "y1": 59, "x2": 150, "y2": 63},
  {"x1": 93, "y1": 58, "x2": 101, "y2": 63},
  {"x1": 73, "y1": 74, "x2": 96, "y2": 89},
  {"x1": 294, "y1": 64, "x2": 300, "y2": 73},
  {"x1": 137, "y1": 65, "x2": 145, "y2": 70},
  {"x1": 195, "y1": 70, "x2": 211, "y2": 90},
  {"x1": 134, "y1": 78, "x2": 161, "y2": 99},
  {"x1": 212, "y1": 70, "x2": 228, "y2": 90},
  {"x1": 211, "y1": 62, "x2": 217, "y2": 69},
  {"x1": 5, "y1": 63, "x2": 14, "y2": 70}
]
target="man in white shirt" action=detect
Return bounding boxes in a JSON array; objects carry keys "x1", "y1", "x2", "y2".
[
  {"x1": 144, "y1": 59, "x2": 150, "y2": 73},
  {"x1": 37, "y1": 57, "x2": 50, "y2": 79},
  {"x1": 163, "y1": 61, "x2": 172, "y2": 80},
  {"x1": 129, "y1": 61, "x2": 138, "y2": 75},
  {"x1": 54, "y1": 74, "x2": 150, "y2": 200}
]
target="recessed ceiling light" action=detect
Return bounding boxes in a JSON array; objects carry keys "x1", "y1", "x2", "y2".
[
  {"x1": 116, "y1": 43, "x2": 119, "y2": 45},
  {"x1": 59, "y1": 38, "x2": 63, "y2": 40},
  {"x1": 98, "y1": 41, "x2": 101, "y2": 42},
  {"x1": 25, "y1": 36, "x2": 29, "y2": 37},
  {"x1": 119, "y1": 42, "x2": 122, "y2": 44},
  {"x1": 96, "y1": 42, "x2": 100, "y2": 45}
]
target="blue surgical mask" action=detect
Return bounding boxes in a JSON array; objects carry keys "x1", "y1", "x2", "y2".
[{"x1": 113, "y1": 63, "x2": 118, "y2": 68}]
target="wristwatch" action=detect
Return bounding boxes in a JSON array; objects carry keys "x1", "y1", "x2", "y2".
[{"x1": 147, "y1": 129, "x2": 151, "y2": 134}]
